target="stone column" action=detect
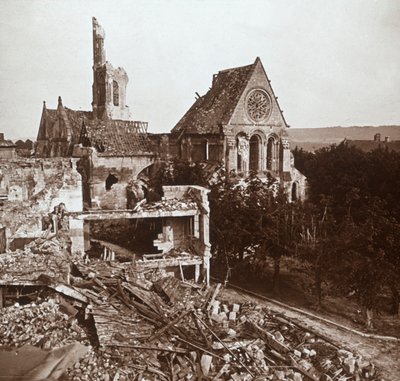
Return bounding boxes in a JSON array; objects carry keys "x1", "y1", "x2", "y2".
[
  {"x1": 226, "y1": 135, "x2": 237, "y2": 172},
  {"x1": 83, "y1": 220, "x2": 91, "y2": 251},
  {"x1": 198, "y1": 188, "x2": 211, "y2": 285},
  {"x1": 69, "y1": 217, "x2": 85, "y2": 256}
]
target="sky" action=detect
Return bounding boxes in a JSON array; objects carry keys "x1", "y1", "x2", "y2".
[{"x1": 0, "y1": 0, "x2": 399, "y2": 139}]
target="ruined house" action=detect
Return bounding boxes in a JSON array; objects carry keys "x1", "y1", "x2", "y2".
[
  {"x1": 71, "y1": 185, "x2": 211, "y2": 283},
  {"x1": 35, "y1": 17, "x2": 155, "y2": 211},
  {"x1": 34, "y1": 17, "x2": 306, "y2": 202},
  {"x1": 35, "y1": 18, "x2": 134, "y2": 159},
  {"x1": 344, "y1": 133, "x2": 400, "y2": 152},
  {"x1": 17, "y1": 18, "x2": 211, "y2": 281},
  {"x1": 2, "y1": 16, "x2": 308, "y2": 278},
  {"x1": 0, "y1": 158, "x2": 83, "y2": 251}
]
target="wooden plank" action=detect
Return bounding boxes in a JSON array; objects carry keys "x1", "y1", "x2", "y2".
[
  {"x1": 50, "y1": 284, "x2": 88, "y2": 303},
  {"x1": 146, "y1": 308, "x2": 192, "y2": 342},
  {"x1": 136, "y1": 257, "x2": 202, "y2": 269},
  {"x1": 0, "y1": 287, "x2": 4, "y2": 308},
  {"x1": 69, "y1": 208, "x2": 198, "y2": 220},
  {"x1": 245, "y1": 321, "x2": 291, "y2": 354},
  {"x1": 122, "y1": 282, "x2": 166, "y2": 313},
  {"x1": 110, "y1": 343, "x2": 188, "y2": 354}
]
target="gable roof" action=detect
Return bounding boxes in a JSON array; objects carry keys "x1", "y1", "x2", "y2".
[
  {"x1": 37, "y1": 99, "x2": 92, "y2": 144},
  {"x1": 172, "y1": 59, "x2": 258, "y2": 135},
  {"x1": 80, "y1": 119, "x2": 153, "y2": 156}
]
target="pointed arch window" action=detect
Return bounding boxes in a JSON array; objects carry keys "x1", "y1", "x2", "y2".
[
  {"x1": 249, "y1": 135, "x2": 261, "y2": 172},
  {"x1": 267, "y1": 137, "x2": 275, "y2": 170},
  {"x1": 113, "y1": 80, "x2": 119, "y2": 106}
]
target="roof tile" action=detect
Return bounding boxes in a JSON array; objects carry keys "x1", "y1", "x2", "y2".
[{"x1": 172, "y1": 61, "x2": 256, "y2": 135}]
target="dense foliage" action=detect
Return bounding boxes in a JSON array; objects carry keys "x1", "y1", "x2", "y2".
[
  {"x1": 293, "y1": 144, "x2": 400, "y2": 324},
  {"x1": 150, "y1": 144, "x2": 400, "y2": 326}
]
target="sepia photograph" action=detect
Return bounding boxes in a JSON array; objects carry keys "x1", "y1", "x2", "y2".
[{"x1": 0, "y1": 0, "x2": 399, "y2": 380}]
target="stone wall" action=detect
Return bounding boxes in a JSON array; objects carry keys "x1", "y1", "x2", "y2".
[
  {"x1": 289, "y1": 167, "x2": 307, "y2": 202},
  {"x1": 78, "y1": 150, "x2": 153, "y2": 210},
  {"x1": 0, "y1": 148, "x2": 16, "y2": 159},
  {"x1": 229, "y1": 59, "x2": 286, "y2": 129},
  {"x1": 0, "y1": 158, "x2": 82, "y2": 249}
]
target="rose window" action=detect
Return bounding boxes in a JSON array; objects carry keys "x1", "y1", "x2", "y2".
[{"x1": 246, "y1": 90, "x2": 271, "y2": 122}]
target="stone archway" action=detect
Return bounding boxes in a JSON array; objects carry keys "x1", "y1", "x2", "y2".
[{"x1": 249, "y1": 135, "x2": 261, "y2": 173}]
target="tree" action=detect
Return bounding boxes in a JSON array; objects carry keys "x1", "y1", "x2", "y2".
[{"x1": 209, "y1": 171, "x2": 300, "y2": 293}]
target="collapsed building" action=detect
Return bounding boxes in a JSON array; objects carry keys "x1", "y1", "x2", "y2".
[
  {"x1": 0, "y1": 156, "x2": 211, "y2": 283},
  {"x1": 0, "y1": 158, "x2": 83, "y2": 252},
  {"x1": 0, "y1": 17, "x2": 212, "y2": 281},
  {"x1": 1, "y1": 16, "x2": 308, "y2": 282},
  {"x1": 0, "y1": 229, "x2": 382, "y2": 380},
  {"x1": 0, "y1": 16, "x2": 304, "y2": 275},
  {"x1": 34, "y1": 17, "x2": 306, "y2": 201},
  {"x1": 0, "y1": 17, "x2": 387, "y2": 381}
]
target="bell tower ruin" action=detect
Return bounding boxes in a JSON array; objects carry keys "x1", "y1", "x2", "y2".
[{"x1": 92, "y1": 17, "x2": 130, "y2": 121}]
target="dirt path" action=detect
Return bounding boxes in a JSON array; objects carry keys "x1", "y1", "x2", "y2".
[{"x1": 221, "y1": 286, "x2": 400, "y2": 381}]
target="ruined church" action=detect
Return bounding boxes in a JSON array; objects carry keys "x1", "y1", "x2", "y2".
[{"x1": 35, "y1": 17, "x2": 306, "y2": 202}]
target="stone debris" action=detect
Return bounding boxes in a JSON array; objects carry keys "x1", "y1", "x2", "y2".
[
  {"x1": 0, "y1": 236, "x2": 69, "y2": 283},
  {"x1": 0, "y1": 298, "x2": 87, "y2": 349},
  {"x1": 134, "y1": 198, "x2": 198, "y2": 213},
  {"x1": 0, "y1": 236, "x2": 384, "y2": 381}
]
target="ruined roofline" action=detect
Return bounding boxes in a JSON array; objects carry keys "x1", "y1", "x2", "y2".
[{"x1": 92, "y1": 17, "x2": 105, "y2": 39}]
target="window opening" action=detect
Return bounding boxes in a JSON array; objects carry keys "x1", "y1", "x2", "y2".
[
  {"x1": 249, "y1": 135, "x2": 261, "y2": 172},
  {"x1": 105, "y1": 174, "x2": 118, "y2": 190},
  {"x1": 291, "y1": 182, "x2": 298, "y2": 202},
  {"x1": 267, "y1": 137, "x2": 275, "y2": 170},
  {"x1": 113, "y1": 80, "x2": 119, "y2": 106}
]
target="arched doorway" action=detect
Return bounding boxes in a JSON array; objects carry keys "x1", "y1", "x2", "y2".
[{"x1": 249, "y1": 135, "x2": 261, "y2": 172}]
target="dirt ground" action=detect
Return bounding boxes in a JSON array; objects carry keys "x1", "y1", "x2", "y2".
[{"x1": 219, "y1": 258, "x2": 400, "y2": 381}]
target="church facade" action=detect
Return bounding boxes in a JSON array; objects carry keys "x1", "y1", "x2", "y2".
[{"x1": 164, "y1": 58, "x2": 306, "y2": 200}]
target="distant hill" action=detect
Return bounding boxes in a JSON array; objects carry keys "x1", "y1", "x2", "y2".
[{"x1": 288, "y1": 125, "x2": 400, "y2": 151}]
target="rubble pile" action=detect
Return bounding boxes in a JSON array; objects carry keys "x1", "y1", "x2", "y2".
[
  {"x1": 0, "y1": 298, "x2": 88, "y2": 349},
  {"x1": 0, "y1": 296, "x2": 135, "y2": 380},
  {"x1": 68, "y1": 259, "x2": 383, "y2": 381},
  {"x1": 0, "y1": 245, "x2": 382, "y2": 380},
  {"x1": 0, "y1": 236, "x2": 69, "y2": 283},
  {"x1": 134, "y1": 198, "x2": 198, "y2": 213}
]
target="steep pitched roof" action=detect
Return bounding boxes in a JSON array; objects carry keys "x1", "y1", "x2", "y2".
[
  {"x1": 63, "y1": 108, "x2": 92, "y2": 143},
  {"x1": 172, "y1": 60, "x2": 258, "y2": 135},
  {"x1": 36, "y1": 98, "x2": 92, "y2": 144},
  {"x1": 80, "y1": 119, "x2": 153, "y2": 156}
]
